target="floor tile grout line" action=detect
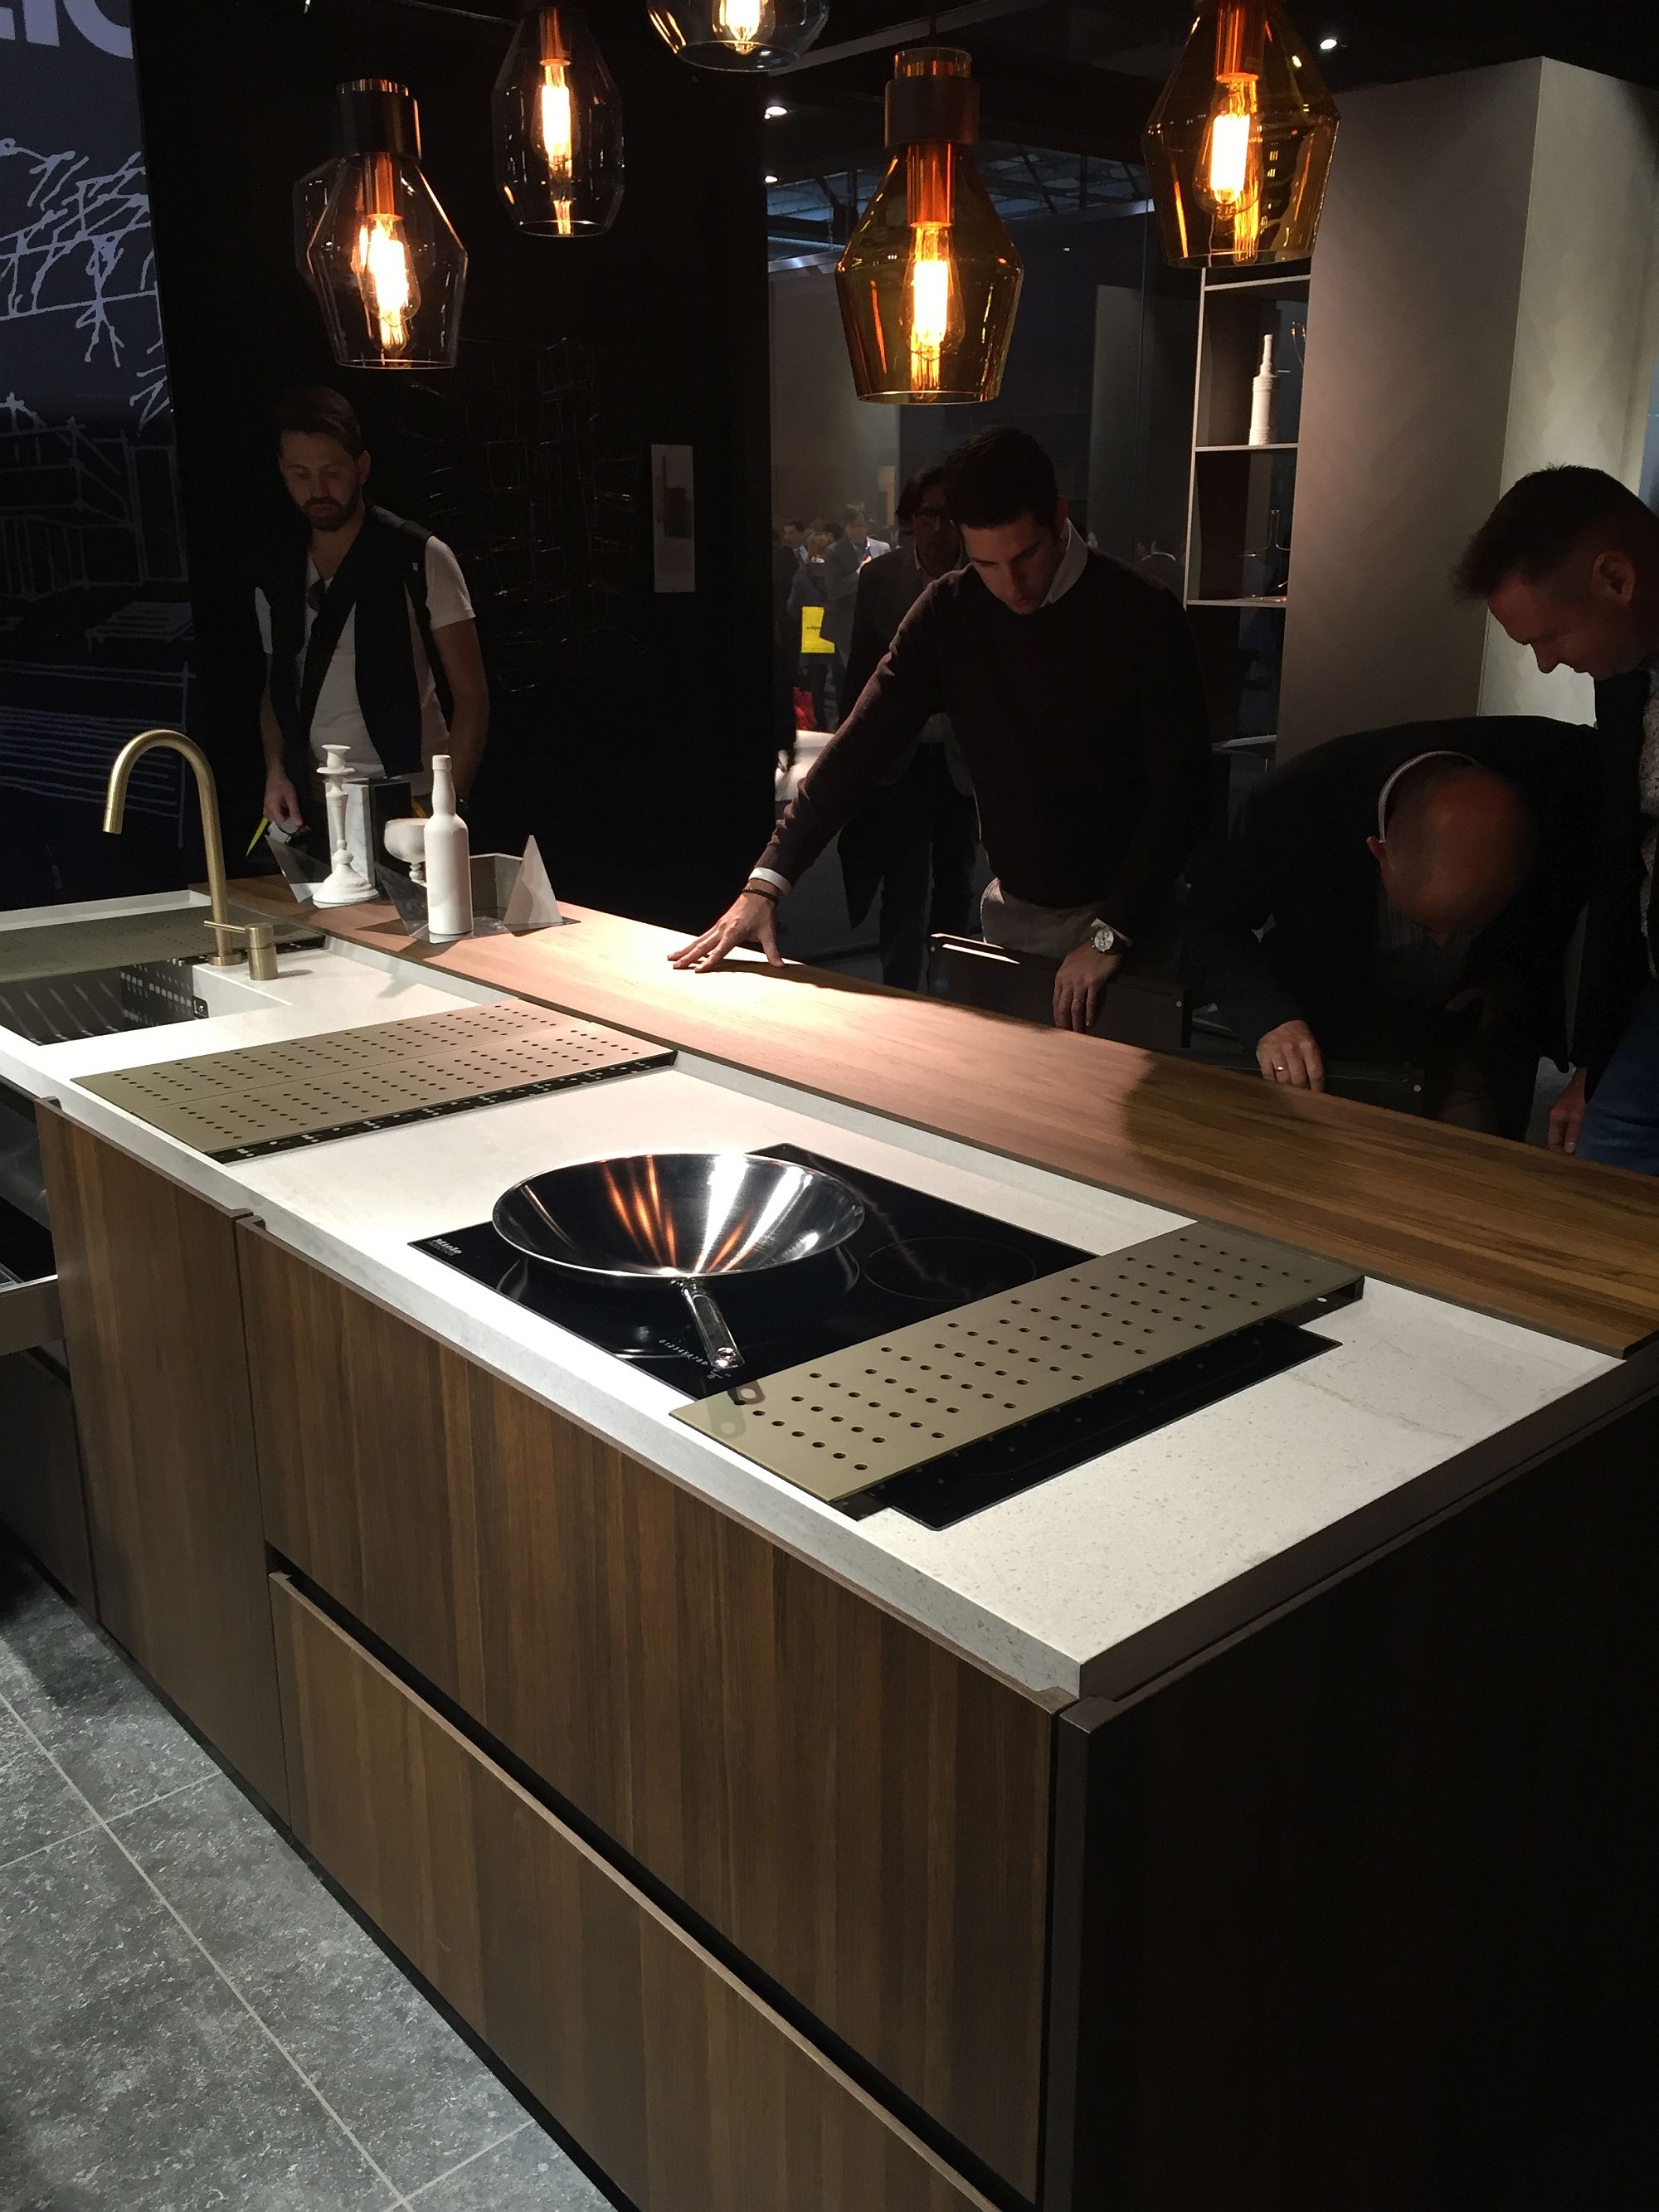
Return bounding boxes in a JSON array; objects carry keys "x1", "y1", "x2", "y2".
[
  {"x1": 403, "y1": 2117, "x2": 536, "y2": 2202},
  {"x1": 0, "y1": 1815, "x2": 104, "y2": 1878},
  {"x1": 0, "y1": 1684, "x2": 409, "y2": 2206},
  {"x1": 105, "y1": 1772, "x2": 216, "y2": 1828}
]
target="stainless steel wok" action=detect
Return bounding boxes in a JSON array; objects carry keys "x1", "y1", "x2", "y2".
[{"x1": 492, "y1": 1151, "x2": 866, "y2": 1373}]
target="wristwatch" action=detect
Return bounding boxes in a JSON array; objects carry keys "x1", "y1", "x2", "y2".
[{"x1": 1088, "y1": 920, "x2": 1126, "y2": 955}]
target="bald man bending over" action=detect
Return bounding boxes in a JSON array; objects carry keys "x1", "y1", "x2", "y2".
[{"x1": 1182, "y1": 720, "x2": 1603, "y2": 1138}]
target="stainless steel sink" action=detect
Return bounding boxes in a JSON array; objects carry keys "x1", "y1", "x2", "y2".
[
  {"x1": 0, "y1": 956, "x2": 215, "y2": 1045},
  {"x1": 0, "y1": 941, "x2": 322, "y2": 1046}
]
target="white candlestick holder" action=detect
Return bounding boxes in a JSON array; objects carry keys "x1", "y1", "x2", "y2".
[{"x1": 314, "y1": 745, "x2": 377, "y2": 907}]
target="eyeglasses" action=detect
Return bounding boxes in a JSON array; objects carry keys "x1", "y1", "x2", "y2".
[{"x1": 912, "y1": 504, "x2": 951, "y2": 524}]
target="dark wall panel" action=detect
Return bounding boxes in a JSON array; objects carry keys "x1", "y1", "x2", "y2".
[
  {"x1": 0, "y1": 1, "x2": 199, "y2": 907},
  {"x1": 133, "y1": 0, "x2": 774, "y2": 930}
]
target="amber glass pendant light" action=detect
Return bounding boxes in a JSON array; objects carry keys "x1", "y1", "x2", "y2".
[
  {"x1": 296, "y1": 80, "x2": 468, "y2": 368},
  {"x1": 649, "y1": 1, "x2": 829, "y2": 73},
  {"x1": 493, "y1": 4, "x2": 622, "y2": 236},
  {"x1": 1143, "y1": 2, "x2": 1338, "y2": 268},
  {"x1": 835, "y1": 48, "x2": 1022, "y2": 406}
]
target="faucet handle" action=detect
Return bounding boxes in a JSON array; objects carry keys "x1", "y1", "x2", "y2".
[{"x1": 203, "y1": 918, "x2": 244, "y2": 969}]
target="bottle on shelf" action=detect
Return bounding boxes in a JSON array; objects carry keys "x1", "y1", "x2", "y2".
[
  {"x1": 1248, "y1": 332, "x2": 1281, "y2": 447},
  {"x1": 424, "y1": 756, "x2": 473, "y2": 942}
]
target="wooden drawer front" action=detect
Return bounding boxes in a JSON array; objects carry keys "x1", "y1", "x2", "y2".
[
  {"x1": 39, "y1": 1111, "x2": 285, "y2": 1814},
  {"x1": 272, "y1": 1575, "x2": 996, "y2": 2212},
  {"x1": 241, "y1": 1227, "x2": 1050, "y2": 2197}
]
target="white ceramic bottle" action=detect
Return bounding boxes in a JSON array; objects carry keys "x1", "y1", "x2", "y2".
[
  {"x1": 1248, "y1": 332, "x2": 1279, "y2": 448},
  {"x1": 423, "y1": 756, "x2": 473, "y2": 942}
]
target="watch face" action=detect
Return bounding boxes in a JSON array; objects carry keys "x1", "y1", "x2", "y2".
[{"x1": 1092, "y1": 924, "x2": 1114, "y2": 953}]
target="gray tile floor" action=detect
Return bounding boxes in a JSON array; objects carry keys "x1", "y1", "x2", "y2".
[{"x1": 0, "y1": 1540, "x2": 620, "y2": 2212}]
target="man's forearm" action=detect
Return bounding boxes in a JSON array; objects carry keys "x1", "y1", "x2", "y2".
[
  {"x1": 435, "y1": 698, "x2": 488, "y2": 795},
  {"x1": 258, "y1": 690, "x2": 285, "y2": 774}
]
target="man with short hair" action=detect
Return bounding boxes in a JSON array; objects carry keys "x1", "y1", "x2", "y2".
[
  {"x1": 1456, "y1": 465, "x2": 1659, "y2": 1170},
  {"x1": 835, "y1": 465, "x2": 976, "y2": 989},
  {"x1": 256, "y1": 386, "x2": 488, "y2": 832},
  {"x1": 820, "y1": 503, "x2": 893, "y2": 705},
  {"x1": 1183, "y1": 722, "x2": 1600, "y2": 1137},
  {"x1": 673, "y1": 427, "x2": 1211, "y2": 1033}
]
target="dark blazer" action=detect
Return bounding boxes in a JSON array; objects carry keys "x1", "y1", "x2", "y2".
[
  {"x1": 1181, "y1": 717, "x2": 1606, "y2": 1063},
  {"x1": 1578, "y1": 670, "x2": 1657, "y2": 1076}
]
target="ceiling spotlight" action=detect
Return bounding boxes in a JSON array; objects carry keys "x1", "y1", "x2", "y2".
[
  {"x1": 1319, "y1": 34, "x2": 1339, "y2": 49},
  {"x1": 766, "y1": 101, "x2": 789, "y2": 118},
  {"x1": 765, "y1": 172, "x2": 779, "y2": 184}
]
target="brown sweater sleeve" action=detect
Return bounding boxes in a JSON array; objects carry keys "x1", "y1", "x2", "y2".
[{"x1": 757, "y1": 588, "x2": 946, "y2": 884}]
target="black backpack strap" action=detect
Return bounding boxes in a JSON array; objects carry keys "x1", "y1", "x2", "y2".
[{"x1": 373, "y1": 507, "x2": 455, "y2": 724}]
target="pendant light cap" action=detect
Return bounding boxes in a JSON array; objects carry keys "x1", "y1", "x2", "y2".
[
  {"x1": 336, "y1": 78, "x2": 421, "y2": 161},
  {"x1": 885, "y1": 49, "x2": 980, "y2": 148}
]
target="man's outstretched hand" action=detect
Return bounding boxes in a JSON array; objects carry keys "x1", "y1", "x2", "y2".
[{"x1": 669, "y1": 890, "x2": 783, "y2": 973}]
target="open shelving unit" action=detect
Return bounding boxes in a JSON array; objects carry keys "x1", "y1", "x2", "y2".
[{"x1": 1181, "y1": 266, "x2": 1311, "y2": 758}]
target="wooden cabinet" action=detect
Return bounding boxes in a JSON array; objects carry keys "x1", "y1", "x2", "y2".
[
  {"x1": 274, "y1": 1575, "x2": 997, "y2": 2212},
  {"x1": 0, "y1": 1351, "x2": 95, "y2": 1608},
  {"x1": 239, "y1": 1224, "x2": 1053, "y2": 2197},
  {"x1": 37, "y1": 1109, "x2": 285, "y2": 1815}
]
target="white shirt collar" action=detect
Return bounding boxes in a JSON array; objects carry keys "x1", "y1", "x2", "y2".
[{"x1": 1044, "y1": 520, "x2": 1089, "y2": 606}]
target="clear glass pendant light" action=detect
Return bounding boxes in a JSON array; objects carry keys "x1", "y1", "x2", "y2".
[
  {"x1": 295, "y1": 80, "x2": 468, "y2": 369},
  {"x1": 649, "y1": 0, "x2": 829, "y2": 73},
  {"x1": 494, "y1": 4, "x2": 623, "y2": 236}
]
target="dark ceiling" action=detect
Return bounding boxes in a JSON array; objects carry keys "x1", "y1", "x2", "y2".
[{"x1": 763, "y1": 0, "x2": 1659, "y2": 180}]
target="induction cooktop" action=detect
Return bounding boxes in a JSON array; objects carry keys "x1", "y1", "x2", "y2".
[{"x1": 415, "y1": 1145, "x2": 1351, "y2": 1529}]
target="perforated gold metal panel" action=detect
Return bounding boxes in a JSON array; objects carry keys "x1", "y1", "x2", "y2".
[
  {"x1": 674, "y1": 1223, "x2": 1360, "y2": 1500},
  {"x1": 75, "y1": 1000, "x2": 674, "y2": 1159}
]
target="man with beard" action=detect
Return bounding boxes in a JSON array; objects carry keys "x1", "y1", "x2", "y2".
[{"x1": 255, "y1": 386, "x2": 488, "y2": 832}]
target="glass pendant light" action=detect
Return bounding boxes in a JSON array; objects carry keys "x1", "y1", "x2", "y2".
[
  {"x1": 295, "y1": 80, "x2": 468, "y2": 369},
  {"x1": 649, "y1": 1, "x2": 829, "y2": 73},
  {"x1": 835, "y1": 48, "x2": 1022, "y2": 406},
  {"x1": 493, "y1": 4, "x2": 622, "y2": 236},
  {"x1": 1143, "y1": 3, "x2": 1338, "y2": 268}
]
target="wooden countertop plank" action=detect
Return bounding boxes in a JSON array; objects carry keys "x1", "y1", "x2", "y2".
[{"x1": 226, "y1": 882, "x2": 1659, "y2": 1356}]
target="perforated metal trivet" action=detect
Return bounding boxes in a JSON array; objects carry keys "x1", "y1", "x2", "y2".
[
  {"x1": 674, "y1": 1223, "x2": 1360, "y2": 1501},
  {"x1": 75, "y1": 999, "x2": 674, "y2": 1159}
]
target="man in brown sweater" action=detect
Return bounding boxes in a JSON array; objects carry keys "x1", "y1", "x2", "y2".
[{"x1": 672, "y1": 427, "x2": 1211, "y2": 1030}]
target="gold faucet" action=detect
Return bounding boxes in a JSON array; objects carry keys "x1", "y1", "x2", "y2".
[{"x1": 104, "y1": 727, "x2": 278, "y2": 979}]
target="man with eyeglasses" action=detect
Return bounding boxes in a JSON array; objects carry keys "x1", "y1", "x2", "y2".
[
  {"x1": 255, "y1": 386, "x2": 488, "y2": 834},
  {"x1": 832, "y1": 465, "x2": 979, "y2": 989}
]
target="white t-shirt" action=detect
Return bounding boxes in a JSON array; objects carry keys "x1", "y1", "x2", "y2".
[{"x1": 256, "y1": 534, "x2": 474, "y2": 785}]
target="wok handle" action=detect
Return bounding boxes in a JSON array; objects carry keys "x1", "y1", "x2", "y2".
[{"x1": 680, "y1": 1281, "x2": 743, "y2": 1373}]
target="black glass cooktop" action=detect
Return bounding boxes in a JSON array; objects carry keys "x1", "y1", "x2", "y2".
[
  {"x1": 415, "y1": 1144, "x2": 1338, "y2": 1530},
  {"x1": 416, "y1": 1144, "x2": 1085, "y2": 1401}
]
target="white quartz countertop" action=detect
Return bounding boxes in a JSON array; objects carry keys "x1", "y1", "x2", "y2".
[{"x1": 0, "y1": 895, "x2": 1619, "y2": 1700}]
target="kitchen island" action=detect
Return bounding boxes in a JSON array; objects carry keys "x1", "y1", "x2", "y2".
[{"x1": 2, "y1": 887, "x2": 1655, "y2": 2212}]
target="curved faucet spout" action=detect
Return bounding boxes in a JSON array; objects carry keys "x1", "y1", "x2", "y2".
[{"x1": 104, "y1": 727, "x2": 242, "y2": 968}]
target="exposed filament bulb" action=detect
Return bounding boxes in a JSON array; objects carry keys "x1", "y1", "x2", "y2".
[
  {"x1": 354, "y1": 211, "x2": 416, "y2": 352},
  {"x1": 713, "y1": 0, "x2": 771, "y2": 56},
  {"x1": 907, "y1": 225, "x2": 952, "y2": 391},
  {"x1": 538, "y1": 57, "x2": 575, "y2": 234}
]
